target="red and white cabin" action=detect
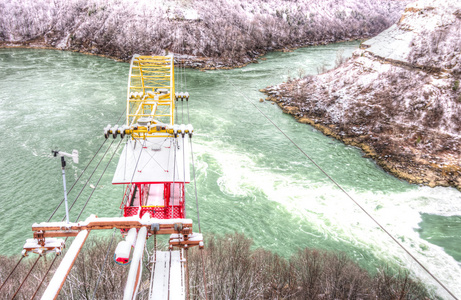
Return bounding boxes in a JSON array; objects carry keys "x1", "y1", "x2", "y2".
[{"x1": 113, "y1": 136, "x2": 190, "y2": 220}]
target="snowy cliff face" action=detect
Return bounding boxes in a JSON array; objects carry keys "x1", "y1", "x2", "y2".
[
  {"x1": 265, "y1": 0, "x2": 461, "y2": 189},
  {"x1": 0, "y1": 0, "x2": 407, "y2": 67}
]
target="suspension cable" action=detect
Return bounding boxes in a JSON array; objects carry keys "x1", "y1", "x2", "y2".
[
  {"x1": 76, "y1": 138, "x2": 123, "y2": 222},
  {"x1": 39, "y1": 138, "x2": 121, "y2": 298},
  {"x1": 10, "y1": 111, "x2": 125, "y2": 300},
  {"x1": 189, "y1": 138, "x2": 201, "y2": 234},
  {"x1": 90, "y1": 228, "x2": 117, "y2": 300},
  {"x1": 200, "y1": 249, "x2": 208, "y2": 300},
  {"x1": 120, "y1": 137, "x2": 147, "y2": 210},
  {"x1": 167, "y1": 249, "x2": 172, "y2": 300},
  {"x1": 225, "y1": 76, "x2": 458, "y2": 300},
  {"x1": 10, "y1": 256, "x2": 41, "y2": 300},
  {"x1": 148, "y1": 231, "x2": 158, "y2": 299},
  {"x1": 92, "y1": 136, "x2": 145, "y2": 299},
  {"x1": 29, "y1": 250, "x2": 60, "y2": 300},
  {"x1": 171, "y1": 137, "x2": 177, "y2": 219},
  {"x1": 47, "y1": 109, "x2": 126, "y2": 222},
  {"x1": 182, "y1": 136, "x2": 186, "y2": 218},
  {"x1": 179, "y1": 45, "x2": 207, "y2": 299},
  {"x1": 47, "y1": 139, "x2": 107, "y2": 222},
  {"x1": 0, "y1": 256, "x2": 24, "y2": 292},
  {"x1": 184, "y1": 79, "x2": 201, "y2": 232},
  {"x1": 61, "y1": 139, "x2": 115, "y2": 221}
]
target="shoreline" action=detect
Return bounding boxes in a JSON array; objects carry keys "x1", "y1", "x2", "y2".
[
  {"x1": 262, "y1": 90, "x2": 461, "y2": 192},
  {"x1": 5, "y1": 40, "x2": 458, "y2": 191},
  {"x1": 0, "y1": 37, "x2": 362, "y2": 70}
]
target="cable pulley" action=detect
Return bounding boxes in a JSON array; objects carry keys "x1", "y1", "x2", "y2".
[
  {"x1": 175, "y1": 92, "x2": 190, "y2": 101},
  {"x1": 173, "y1": 124, "x2": 194, "y2": 138},
  {"x1": 104, "y1": 124, "x2": 129, "y2": 139}
]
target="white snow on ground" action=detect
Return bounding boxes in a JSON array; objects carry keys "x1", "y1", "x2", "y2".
[{"x1": 363, "y1": 0, "x2": 461, "y2": 63}]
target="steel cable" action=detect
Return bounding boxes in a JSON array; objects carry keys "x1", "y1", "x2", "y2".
[
  {"x1": 189, "y1": 139, "x2": 201, "y2": 234},
  {"x1": 34, "y1": 138, "x2": 122, "y2": 299},
  {"x1": 90, "y1": 228, "x2": 117, "y2": 300},
  {"x1": 48, "y1": 109, "x2": 126, "y2": 222},
  {"x1": 180, "y1": 46, "x2": 207, "y2": 298},
  {"x1": 29, "y1": 249, "x2": 61, "y2": 300},
  {"x1": 61, "y1": 139, "x2": 115, "y2": 221},
  {"x1": 47, "y1": 139, "x2": 107, "y2": 222},
  {"x1": 225, "y1": 75, "x2": 459, "y2": 300},
  {"x1": 30, "y1": 112, "x2": 123, "y2": 297},
  {"x1": 0, "y1": 256, "x2": 24, "y2": 293},
  {"x1": 10, "y1": 256, "x2": 41, "y2": 300},
  {"x1": 76, "y1": 138, "x2": 123, "y2": 222},
  {"x1": 91, "y1": 137, "x2": 147, "y2": 299}
]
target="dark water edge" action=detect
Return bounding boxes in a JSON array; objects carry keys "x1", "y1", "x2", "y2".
[{"x1": 417, "y1": 214, "x2": 461, "y2": 263}]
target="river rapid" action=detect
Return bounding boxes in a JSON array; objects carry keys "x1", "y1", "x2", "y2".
[{"x1": 0, "y1": 44, "x2": 460, "y2": 298}]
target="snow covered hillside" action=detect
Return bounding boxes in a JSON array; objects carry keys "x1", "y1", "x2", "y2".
[
  {"x1": 264, "y1": 0, "x2": 461, "y2": 189},
  {"x1": 0, "y1": 0, "x2": 407, "y2": 68}
]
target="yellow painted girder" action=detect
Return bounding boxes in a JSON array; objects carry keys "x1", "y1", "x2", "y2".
[{"x1": 126, "y1": 55, "x2": 175, "y2": 138}]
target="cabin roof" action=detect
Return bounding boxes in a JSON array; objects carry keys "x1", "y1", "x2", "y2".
[{"x1": 112, "y1": 136, "x2": 190, "y2": 184}]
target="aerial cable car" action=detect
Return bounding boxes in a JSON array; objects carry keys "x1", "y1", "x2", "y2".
[{"x1": 20, "y1": 54, "x2": 203, "y2": 300}]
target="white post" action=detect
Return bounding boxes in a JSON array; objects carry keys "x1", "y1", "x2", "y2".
[
  {"x1": 53, "y1": 150, "x2": 78, "y2": 225},
  {"x1": 123, "y1": 227, "x2": 147, "y2": 300},
  {"x1": 61, "y1": 164, "x2": 70, "y2": 225},
  {"x1": 41, "y1": 230, "x2": 89, "y2": 300}
]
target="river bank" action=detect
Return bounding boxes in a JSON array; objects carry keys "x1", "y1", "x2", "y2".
[
  {"x1": 0, "y1": 37, "x2": 359, "y2": 70},
  {"x1": 261, "y1": 0, "x2": 461, "y2": 191},
  {"x1": 262, "y1": 88, "x2": 461, "y2": 191},
  {"x1": 0, "y1": 0, "x2": 408, "y2": 69}
]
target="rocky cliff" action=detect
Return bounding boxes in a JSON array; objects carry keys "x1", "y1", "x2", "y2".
[{"x1": 264, "y1": 0, "x2": 461, "y2": 189}]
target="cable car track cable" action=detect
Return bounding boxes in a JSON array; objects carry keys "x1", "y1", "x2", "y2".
[
  {"x1": 0, "y1": 256, "x2": 24, "y2": 292},
  {"x1": 91, "y1": 139, "x2": 146, "y2": 299},
  {"x1": 181, "y1": 49, "x2": 207, "y2": 299},
  {"x1": 2, "y1": 110, "x2": 126, "y2": 298},
  {"x1": 28, "y1": 111, "x2": 127, "y2": 298},
  {"x1": 47, "y1": 109, "x2": 126, "y2": 222},
  {"x1": 29, "y1": 247, "x2": 61, "y2": 300},
  {"x1": 76, "y1": 138, "x2": 123, "y2": 222},
  {"x1": 47, "y1": 139, "x2": 107, "y2": 222},
  {"x1": 10, "y1": 256, "x2": 41, "y2": 300},
  {"x1": 224, "y1": 76, "x2": 458, "y2": 300},
  {"x1": 90, "y1": 228, "x2": 118, "y2": 300},
  {"x1": 61, "y1": 139, "x2": 116, "y2": 221},
  {"x1": 33, "y1": 139, "x2": 122, "y2": 298}
]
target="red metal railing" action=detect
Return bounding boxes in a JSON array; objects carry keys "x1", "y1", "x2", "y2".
[{"x1": 123, "y1": 205, "x2": 184, "y2": 219}]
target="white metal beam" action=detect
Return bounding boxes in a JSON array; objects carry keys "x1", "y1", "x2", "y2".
[
  {"x1": 41, "y1": 230, "x2": 89, "y2": 300},
  {"x1": 124, "y1": 226, "x2": 147, "y2": 300}
]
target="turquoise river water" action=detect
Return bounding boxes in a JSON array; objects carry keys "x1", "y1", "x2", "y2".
[{"x1": 0, "y1": 43, "x2": 460, "y2": 298}]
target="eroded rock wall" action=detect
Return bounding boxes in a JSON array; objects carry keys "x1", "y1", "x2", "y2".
[{"x1": 264, "y1": 0, "x2": 461, "y2": 189}]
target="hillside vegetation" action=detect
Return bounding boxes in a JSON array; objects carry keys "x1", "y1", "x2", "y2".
[
  {"x1": 264, "y1": 0, "x2": 461, "y2": 189},
  {"x1": 0, "y1": 0, "x2": 408, "y2": 68},
  {"x1": 0, "y1": 234, "x2": 431, "y2": 299}
]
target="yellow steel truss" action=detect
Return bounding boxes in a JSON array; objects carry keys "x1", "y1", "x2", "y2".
[{"x1": 126, "y1": 55, "x2": 175, "y2": 139}]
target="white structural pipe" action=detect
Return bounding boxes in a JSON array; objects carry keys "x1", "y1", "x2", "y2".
[
  {"x1": 123, "y1": 226, "x2": 147, "y2": 300},
  {"x1": 41, "y1": 230, "x2": 89, "y2": 300}
]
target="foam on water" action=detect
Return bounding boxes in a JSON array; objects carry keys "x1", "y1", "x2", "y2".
[
  {"x1": 194, "y1": 137, "x2": 461, "y2": 298},
  {"x1": 1, "y1": 45, "x2": 460, "y2": 298}
]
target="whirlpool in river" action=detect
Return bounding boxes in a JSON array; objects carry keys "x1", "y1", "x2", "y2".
[{"x1": 0, "y1": 43, "x2": 460, "y2": 298}]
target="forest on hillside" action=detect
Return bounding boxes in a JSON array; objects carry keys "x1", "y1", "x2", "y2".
[
  {"x1": 0, "y1": 0, "x2": 409, "y2": 67},
  {"x1": 0, "y1": 234, "x2": 431, "y2": 299}
]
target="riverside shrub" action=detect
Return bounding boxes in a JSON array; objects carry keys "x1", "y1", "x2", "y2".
[{"x1": 0, "y1": 233, "x2": 431, "y2": 299}]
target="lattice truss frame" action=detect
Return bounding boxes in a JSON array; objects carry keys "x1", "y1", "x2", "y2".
[{"x1": 127, "y1": 55, "x2": 175, "y2": 139}]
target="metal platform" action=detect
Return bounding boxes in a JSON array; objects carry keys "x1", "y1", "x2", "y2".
[{"x1": 149, "y1": 250, "x2": 185, "y2": 300}]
